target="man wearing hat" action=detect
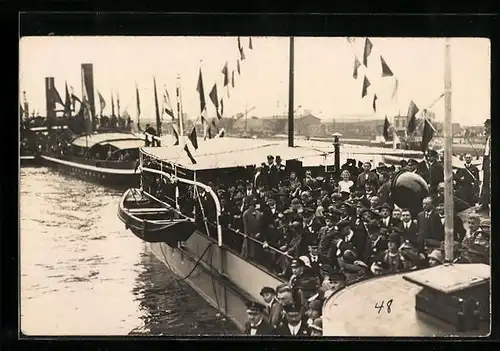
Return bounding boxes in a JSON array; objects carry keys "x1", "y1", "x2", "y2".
[
  {"x1": 289, "y1": 258, "x2": 320, "y2": 303},
  {"x1": 336, "y1": 220, "x2": 364, "y2": 259},
  {"x1": 407, "y1": 158, "x2": 419, "y2": 173},
  {"x1": 263, "y1": 155, "x2": 277, "y2": 188},
  {"x1": 370, "y1": 232, "x2": 404, "y2": 275},
  {"x1": 362, "y1": 219, "x2": 388, "y2": 265},
  {"x1": 244, "y1": 301, "x2": 274, "y2": 335},
  {"x1": 260, "y1": 286, "x2": 283, "y2": 327},
  {"x1": 379, "y1": 203, "x2": 394, "y2": 229},
  {"x1": 241, "y1": 197, "x2": 263, "y2": 260},
  {"x1": 455, "y1": 153, "x2": 480, "y2": 207},
  {"x1": 321, "y1": 270, "x2": 347, "y2": 299},
  {"x1": 274, "y1": 303, "x2": 310, "y2": 336},
  {"x1": 302, "y1": 207, "x2": 323, "y2": 246},
  {"x1": 275, "y1": 155, "x2": 286, "y2": 184},
  {"x1": 356, "y1": 161, "x2": 380, "y2": 190},
  {"x1": 418, "y1": 149, "x2": 444, "y2": 194}
]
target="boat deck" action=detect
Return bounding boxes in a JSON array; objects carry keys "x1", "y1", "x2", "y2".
[{"x1": 322, "y1": 265, "x2": 490, "y2": 337}]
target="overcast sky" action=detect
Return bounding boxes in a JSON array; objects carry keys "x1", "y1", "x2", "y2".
[{"x1": 19, "y1": 36, "x2": 490, "y2": 126}]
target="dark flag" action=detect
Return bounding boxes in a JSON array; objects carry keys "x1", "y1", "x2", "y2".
[
  {"x1": 196, "y1": 68, "x2": 207, "y2": 123},
  {"x1": 136, "y1": 84, "x2": 141, "y2": 131},
  {"x1": 64, "y1": 82, "x2": 72, "y2": 116},
  {"x1": 380, "y1": 56, "x2": 393, "y2": 77},
  {"x1": 361, "y1": 76, "x2": 370, "y2": 98},
  {"x1": 184, "y1": 144, "x2": 197, "y2": 164},
  {"x1": 406, "y1": 100, "x2": 419, "y2": 134},
  {"x1": 220, "y1": 98, "x2": 224, "y2": 117},
  {"x1": 372, "y1": 94, "x2": 378, "y2": 112},
  {"x1": 383, "y1": 116, "x2": 391, "y2": 141},
  {"x1": 363, "y1": 38, "x2": 373, "y2": 66},
  {"x1": 231, "y1": 70, "x2": 235, "y2": 88},
  {"x1": 209, "y1": 84, "x2": 221, "y2": 119},
  {"x1": 51, "y1": 86, "x2": 64, "y2": 107},
  {"x1": 238, "y1": 37, "x2": 246, "y2": 60},
  {"x1": 421, "y1": 118, "x2": 434, "y2": 151},
  {"x1": 207, "y1": 125, "x2": 212, "y2": 139},
  {"x1": 249, "y1": 37, "x2": 253, "y2": 50},
  {"x1": 111, "y1": 93, "x2": 115, "y2": 116},
  {"x1": 97, "y1": 91, "x2": 106, "y2": 115},
  {"x1": 222, "y1": 62, "x2": 229, "y2": 87},
  {"x1": 189, "y1": 127, "x2": 198, "y2": 150},
  {"x1": 237, "y1": 59, "x2": 241, "y2": 75},
  {"x1": 353, "y1": 57, "x2": 361, "y2": 79},
  {"x1": 162, "y1": 86, "x2": 175, "y2": 119},
  {"x1": 153, "y1": 77, "x2": 162, "y2": 136},
  {"x1": 172, "y1": 124, "x2": 180, "y2": 146}
]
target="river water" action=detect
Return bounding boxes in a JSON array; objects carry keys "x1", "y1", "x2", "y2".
[{"x1": 20, "y1": 167, "x2": 239, "y2": 336}]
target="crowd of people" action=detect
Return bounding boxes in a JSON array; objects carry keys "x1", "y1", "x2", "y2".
[{"x1": 142, "y1": 148, "x2": 490, "y2": 336}]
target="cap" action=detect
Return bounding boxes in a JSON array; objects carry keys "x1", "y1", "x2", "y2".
[
  {"x1": 380, "y1": 203, "x2": 393, "y2": 210},
  {"x1": 298, "y1": 256, "x2": 311, "y2": 268},
  {"x1": 427, "y1": 149, "x2": 438, "y2": 157},
  {"x1": 259, "y1": 286, "x2": 276, "y2": 296},
  {"x1": 388, "y1": 232, "x2": 400, "y2": 244},
  {"x1": 428, "y1": 249, "x2": 444, "y2": 264},
  {"x1": 267, "y1": 155, "x2": 274, "y2": 160},
  {"x1": 246, "y1": 301, "x2": 266, "y2": 314},
  {"x1": 480, "y1": 218, "x2": 491, "y2": 228},
  {"x1": 276, "y1": 155, "x2": 282, "y2": 161},
  {"x1": 291, "y1": 198, "x2": 301, "y2": 206},
  {"x1": 343, "y1": 249, "x2": 357, "y2": 263},
  {"x1": 291, "y1": 258, "x2": 306, "y2": 268},
  {"x1": 284, "y1": 303, "x2": 303, "y2": 313}
]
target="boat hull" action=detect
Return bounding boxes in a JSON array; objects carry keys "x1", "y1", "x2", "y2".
[
  {"x1": 143, "y1": 231, "x2": 284, "y2": 332},
  {"x1": 41, "y1": 154, "x2": 139, "y2": 189},
  {"x1": 20, "y1": 155, "x2": 42, "y2": 167}
]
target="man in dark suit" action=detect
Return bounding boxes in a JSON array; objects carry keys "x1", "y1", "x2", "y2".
[
  {"x1": 244, "y1": 301, "x2": 275, "y2": 335},
  {"x1": 273, "y1": 303, "x2": 310, "y2": 336},
  {"x1": 356, "y1": 162, "x2": 380, "y2": 190},
  {"x1": 416, "y1": 196, "x2": 443, "y2": 251},
  {"x1": 455, "y1": 153, "x2": 481, "y2": 207},
  {"x1": 259, "y1": 287, "x2": 283, "y2": 327},
  {"x1": 399, "y1": 208, "x2": 419, "y2": 249},
  {"x1": 275, "y1": 155, "x2": 287, "y2": 186},
  {"x1": 241, "y1": 197, "x2": 264, "y2": 259},
  {"x1": 435, "y1": 202, "x2": 466, "y2": 242},
  {"x1": 418, "y1": 149, "x2": 444, "y2": 194}
]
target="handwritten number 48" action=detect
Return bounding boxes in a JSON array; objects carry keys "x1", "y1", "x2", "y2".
[{"x1": 374, "y1": 299, "x2": 393, "y2": 314}]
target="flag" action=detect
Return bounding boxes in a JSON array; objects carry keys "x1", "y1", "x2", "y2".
[
  {"x1": 249, "y1": 37, "x2": 253, "y2": 50},
  {"x1": 372, "y1": 94, "x2": 378, "y2": 112},
  {"x1": 406, "y1": 100, "x2": 419, "y2": 134},
  {"x1": 222, "y1": 62, "x2": 229, "y2": 87},
  {"x1": 391, "y1": 78, "x2": 399, "y2": 99},
  {"x1": 153, "y1": 78, "x2": 162, "y2": 136},
  {"x1": 116, "y1": 93, "x2": 121, "y2": 117},
  {"x1": 353, "y1": 57, "x2": 361, "y2": 79},
  {"x1": 196, "y1": 68, "x2": 207, "y2": 123},
  {"x1": 189, "y1": 127, "x2": 198, "y2": 150},
  {"x1": 97, "y1": 91, "x2": 106, "y2": 115},
  {"x1": 220, "y1": 98, "x2": 224, "y2": 117},
  {"x1": 380, "y1": 56, "x2": 393, "y2": 77},
  {"x1": 421, "y1": 118, "x2": 434, "y2": 151},
  {"x1": 231, "y1": 70, "x2": 235, "y2": 88},
  {"x1": 184, "y1": 144, "x2": 197, "y2": 164},
  {"x1": 237, "y1": 59, "x2": 241, "y2": 75},
  {"x1": 162, "y1": 85, "x2": 175, "y2": 119},
  {"x1": 172, "y1": 124, "x2": 180, "y2": 145},
  {"x1": 136, "y1": 84, "x2": 141, "y2": 131},
  {"x1": 238, "y1": 37, "x2": 246, "y2": 60},
  {"x1": 64, "y1": 82, "x2": 72, "y2": 116},
  {"x1": 81, "y1": 78, "x2": 93, "y2": 135},
  {"x1": 207, "y1": 125, "x2": 212, "y2": 139},
  {"x1": 361, "y1": 76, "x2": 370, "y2": 98},
  {"x1": 209, "y1": 84, "x2": 221, "y2": 119},
  {"x1": 383, "y1": 116, "x2": 391, "y2": 141},
  {"x1": 111, "y1": 93, "x2": 115, "y2": 117},
  {"x1": 362, "y1": 38, "x2": 373, "y2": 66},
  {"x1": 50, "y1": 85, "x2": 64, "y2": 107}
]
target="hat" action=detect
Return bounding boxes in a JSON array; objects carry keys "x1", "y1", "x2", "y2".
[
  {"x1": 480, "y1": 218, "x2": 491, "y2": 228},
  {"x1": 291, "y1": 198, "x2": 301, "y2": 206},
  {"x1": 388, "y1": 232, "x2": 400, "y2": 244},
  {"x1": 359, "y1": 207, "x2": 371, "y2": 217},
  {"x1": 408, "y1": 158, "x2": 418, "y2": 165},
  {"x1": 343, "y1": 249, "x2": 357, "y2": 263},
  {"x1": 290, "y1": 221, "x2": 302, "y2": 229},
  {"x1": 336, "y1": 220, "x2": 351, "y2": 230},
  {"x1": 328, "y1": 271, "x2": 347, "y2": 282},
  {"x1": 276, "y1": 155, "x2": 282, "y2": 161},
  {"x1": 428, "y1": 249, "x2": 444, "y2": 263},
  {"x1": 377, "y1": 162, "x2": 386, "y2": 168},
  {"x1": 267, "y1": 155, "x2": 274, "y2": 160},
  {"x1": 284, "y1": 303, "x2": 302, "y2": 313},
  {"x1": 380, "y1": 203, "x2": 393, "y2": 211},
  {"x1": 246, "y1": 301, "x2": 265, "y2": 314},
  {"x1": 259, "y1": 286, "x2": 275, "y2": 296},
  {"x1": 308, "y1": 300, "x2": 322, "y2": 311},
  {"x1": 298, "y1": 255, "x2": 312, "y2": 267},
  {"x1": 427, "y1": 149, "x2": 438, "y2": 157},
  {"x1": 308, "y1": 243, "x2": 319, "y2": 250},
  {"x1": 291, "y1": 258, "x2": 306, "y2": 268}
]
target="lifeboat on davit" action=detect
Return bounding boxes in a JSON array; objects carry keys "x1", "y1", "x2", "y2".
[{"x1": 117, "y1": 188, "x2": 196, "y2": 247}]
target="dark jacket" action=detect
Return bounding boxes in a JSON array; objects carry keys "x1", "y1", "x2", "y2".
[
  {"x1": 416, "y1": 210, "x2": 444, "y2": 247},
  {"x1": 244, "y1": 318, "x2": 275, "y2": 335},
  {"x1": 274, "y1": 319, "x2": 311, "y2": 336}
]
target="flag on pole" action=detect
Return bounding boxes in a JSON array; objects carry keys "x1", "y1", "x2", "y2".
[
  {"x1": 97, "y1": 91, "x2": 106, "y2": 115},
  {"x1": 222, "y1": 62, "x2": 229, "y2": 87},
  {"x1": 238, "y1": 37, "x2": 246, "y2": 60},
  {"x1": 51, "y1": 86, "x2": 64, "y2": 107},
  {"x1": 189, "y1": 127, "x2": 198, "y2": 150},
  {"x1": 249, "y1": 37, "x2": 253, "y2": 50},
  {"x1": 64, "y1": 82, "x2": 72, "y2": 116},
  {"x1": 196, "y1": 67, "x2": 207, "y2": 124},
  {"x1": 237, "y1": 59, "x2": 241, "y2": 75},
  {"x1": 231, "y1": 70, "x2": 235, "y2": 88},
  {"x1": 391, "y1": 78, "x2": 399, "y2": 99},
  {"x1": 361, "y1": 76, "x2": 370, "y2": 98},
  {"x1": 362, "y1": 38, "x2": 373, "y2": 66},
  {"x1": 421, "y1": 118, "x2": 434, "y2": 151},
  {"x1": 172, "y1": 124, "x2": 180, "y2": 145},
  {"x1": 116, "y1": 93, "x2": 121, "y2": 117},
  {"x1": 136, "y1": 84, "x2": 141, "y2": 131},
  {"x1": 209, "y1": 84, "x2": 221, "y2": 120},
  {"x1": 380, "y1": 56, "x2": 394, "y2": 77},
  {"x1": 162, "y1": 85, "x2": 175, "y2": 119},
  {"x1": 372, "y1": 94, "x2": 378, "y2": 112},
  {"x1": 111, "y1": 93, "x2": 115, "y2": 117},
  {"x1": 220, "y1": 98, "x2": 224, "y2": 117},
  {"x1": 81, "y1": 79, "x2": 93, "y2": 135},
  {"x1": 406, "y1": 100, "x2": 419, "y2": 135},
  {"x1": 382, "y1": 116, "x2": 391, "y2": 141},
  {"x1": 353, "y1": 57, "x2": 361, "y2": 79}
]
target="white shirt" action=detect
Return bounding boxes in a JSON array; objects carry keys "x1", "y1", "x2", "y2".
[
  {"x1": 403, "y1": 221, "x2": 411, "y2": 229},
  {"x1": 310, "y1": 255, "x2": 319, "y2": 263},
  {"x1": 383, "y1": 217, "x2": 390, "y2": 227},
  {"x1": 338, "y1": 180, "x2": 354, "y2": 193},
  {"x1": 288, "y1": 321, "x2": 302, "y2": 336},
  {"x1": 250, "y1": 318, "x2": 263, "y2": 335}
]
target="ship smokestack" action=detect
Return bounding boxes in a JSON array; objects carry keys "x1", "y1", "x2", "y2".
[{"x1": 81, "y1": 63, "x2": 96, "y2": 128}]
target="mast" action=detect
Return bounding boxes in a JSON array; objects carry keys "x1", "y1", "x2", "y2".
[
  {"x1": 176, "y1": 74, "x2": 185, "y2": 147},
  {"x1": 443, "y1": 37, "x2": 454, "y2": 262},
  {"x1": 288, "y1": 36, "x2": 295, "y2": 147},
  {"x1": 153, "y1": 77, "x2": 162, "y2": 137}
]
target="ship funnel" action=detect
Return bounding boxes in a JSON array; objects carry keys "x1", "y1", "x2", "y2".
[{"x1": 81, "y1": 63, "x2": 96, "y2": 128}]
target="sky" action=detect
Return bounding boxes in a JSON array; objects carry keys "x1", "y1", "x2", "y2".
[{"x1": 19, "y1": 36, "x2": 490, "y2": 126}]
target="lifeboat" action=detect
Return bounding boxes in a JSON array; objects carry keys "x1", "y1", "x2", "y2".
[{"x1": 117, "y1": 188, "x2": 196, "y2": 247}]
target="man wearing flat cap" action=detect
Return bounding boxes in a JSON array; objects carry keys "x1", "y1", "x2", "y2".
[
  {"x1": 302, "y1": 207, "x2": 324, "y2": 247},
  {"x1": 244, "y1": 301, "x2": 274, "y2": 335},
  {"x1": 274, "y1": 303, "x2": 310, "y2": 336},
  {"x1": 260, "y1": 286, "x2": 283, "y2": 327},
  {"x1": 370, "y1": 232, "x2": 404, "y2": 276},
  {"x1": 289, "y1": 258, "x2": 320, "y2": 303}
]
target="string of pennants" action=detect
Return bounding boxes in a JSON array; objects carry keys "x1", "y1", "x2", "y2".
[{"x1": 347, "y1": 37, "x2": 442, "y2": 151}]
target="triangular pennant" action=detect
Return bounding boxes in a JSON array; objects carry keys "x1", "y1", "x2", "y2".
[
  {"x1": 231, "y1": 70, "x2": 235, "y2": 88},
  {"x1": 362, "y1": 38, "x2": 373, "y2": 66},
  {"x1": 189, "y1": 127, "x2": 198, "y2": 150},
  {"x1": 421, "y1": 119, "x2": 435, "y2": 152},
  {"x1": 383, "y1": 116, "x2": 390, "y2": 141},
  {"x1": 372, "y1": 94, "x2": 378, "y2": 112},
  {"x1": 361, "y1": 76, "x2": 370, "y2": 98},
  {"x1": 184, "y1": 144, "x2": 197, "y2": 164},
  {"x1": 353, "y1": 57, "x2": 361, "y2": 79},
  {"x1": 237, "y1": 59, "x2": 241, "y2": 75},
  {"x1": 380, "y1": 56, "x2": 394, "y2": 77},
  {"x1": 209, "y1": 84, "x2": 221, "y2": 119},
  {"x1": 406, "y1": 100, "x2": 419, "y2": 134},
  {"x1": 249, "y1": 37, "x2": 253, "y2": 50},
  {"x1": 222, "y1": 62, "x2": 229, "y2": 87}
]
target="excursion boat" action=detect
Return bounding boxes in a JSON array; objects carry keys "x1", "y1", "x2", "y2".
[
  {"x1": 41, "y1": 131, "x2": 144, "y2": 188},
  {"x1": 20, "y1": 125, "x2": 68, "y2": 166},
  {"x1": 117, "y1": 37, "x2": 490, "y2": 335}
]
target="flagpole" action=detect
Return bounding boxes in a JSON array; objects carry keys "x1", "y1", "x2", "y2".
[
  {"x1": 288, "y1": 36, "x2": 295, "y2": 148},
  {"x1": 443, "y1": 37, "x2": 454, "y2": 263},
  {"x1": 177, "y1": 74, "x2": 185, "y2": 148}
]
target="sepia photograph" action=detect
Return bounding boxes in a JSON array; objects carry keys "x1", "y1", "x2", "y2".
[{"x1": 19, "y1": 36, "x2": 491, "y2": 337}]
